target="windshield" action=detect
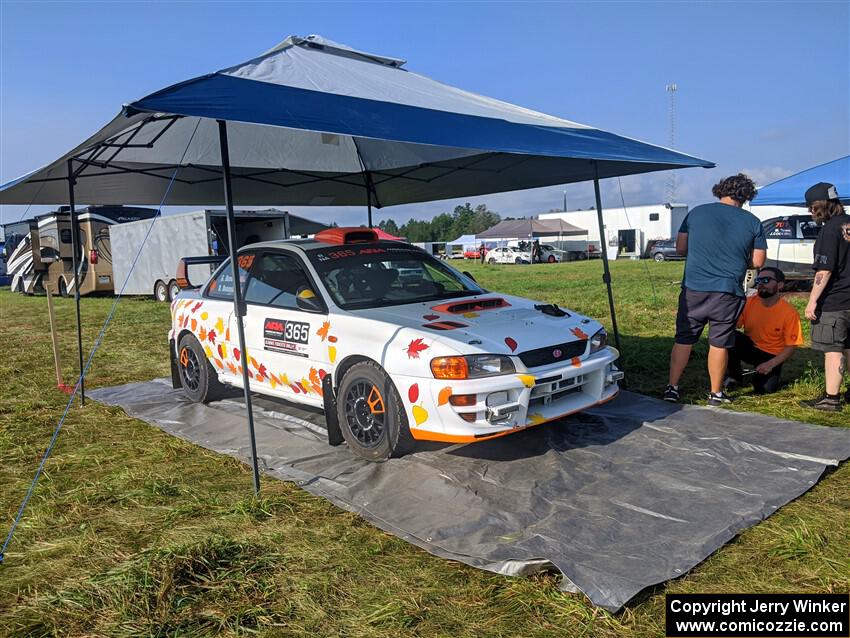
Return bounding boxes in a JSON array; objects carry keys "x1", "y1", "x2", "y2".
[{"x1": 308, "y1": 244, "x2": 484, "y2": 310}]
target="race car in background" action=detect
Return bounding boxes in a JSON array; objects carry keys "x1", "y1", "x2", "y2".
[{"x1": 169, "y1": 228, "x2": 622, "y2": 461}]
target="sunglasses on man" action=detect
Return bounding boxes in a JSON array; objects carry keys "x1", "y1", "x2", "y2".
[{"x1": 754, "y1": 276, "x2": 777, "y2": 285}]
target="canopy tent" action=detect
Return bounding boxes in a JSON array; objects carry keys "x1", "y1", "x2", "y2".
[
  {"x1": 445, "y1": 234, "x2": 477, "y2": 249},
  {"x1": 752, "y1": 156, "x2": 849, "y2": 206},
  {"x1": 0, "y1": 35, "x2": 712, "y2": 209},
  {"x1": 477, "y1": 218, "x2": 586, "y2": 240},
  {"x1": 0, "y1": 34, "x2": 713, "y2": 494}
]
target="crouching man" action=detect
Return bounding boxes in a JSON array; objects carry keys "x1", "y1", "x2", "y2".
[{"x1": 726, "y1": 267, "x2": 802, "y2": 394}]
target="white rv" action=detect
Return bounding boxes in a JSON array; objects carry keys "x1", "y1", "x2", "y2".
[{"x1": 539, "y1": 203, "x2": 688, "y2": 258}]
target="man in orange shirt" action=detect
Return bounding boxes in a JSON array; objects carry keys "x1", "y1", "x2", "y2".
[{"x1": 726, "y1": 267, "x2": 803, "y2": 394}]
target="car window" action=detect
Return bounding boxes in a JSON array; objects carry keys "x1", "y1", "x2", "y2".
[
  {"x1": 244, "y1": 252, "x2": 314, "y2": 310},
  {"x1": 206, "y1": 253, "x2": 255, "y2": 300},
  {"x1": 310, "y1": 245, "x2": 483, "y2": 310},
  {"x1": 763, "y1": 219, "x2": 793, "y2": 239},
  {"x1": 798, "y1": 219, "x2": 819, "y2": 240}
]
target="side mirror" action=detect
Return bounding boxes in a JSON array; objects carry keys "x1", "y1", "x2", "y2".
[
  {"x1": 462, "y1": 271, "x2": 477, "y2": 283},
  {"x1": 296, "y1": 287, "x2": 324, "y2": 313}
]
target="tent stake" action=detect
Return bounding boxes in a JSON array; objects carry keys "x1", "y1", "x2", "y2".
[
  {"x1": 592, "y1": 162, "x2": 622, "y2": 356},
  {"x1": 67, "y1": 160, "x2": 85, "y2": 405},
  {"x1": 217, "y1": 120, "x2": 261, "y2": 495}
]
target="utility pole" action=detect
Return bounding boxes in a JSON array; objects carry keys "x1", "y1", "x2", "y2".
[
  {"x1": 665, "y1": 82, "x2": 678, "y2": 203},
  {"x1": 563, "y1": 189, "x2": 568, "y2": 212}
]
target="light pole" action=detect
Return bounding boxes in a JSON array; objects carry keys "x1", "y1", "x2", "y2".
[{"x1": 563, "y1": 189, "x2": 568, "y2": 212}]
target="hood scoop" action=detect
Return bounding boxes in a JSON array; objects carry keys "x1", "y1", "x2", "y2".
[
  {"x1": 534, "y1": 303, "x2": 570, "y2": 317},
  {"x1": 431, "y1": 297, "x2": 511, "y2": 314}
]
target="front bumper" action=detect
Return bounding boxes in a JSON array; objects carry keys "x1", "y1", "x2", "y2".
[{"x1": 402, "y1": 347, "x2": 622, "y2": 442}]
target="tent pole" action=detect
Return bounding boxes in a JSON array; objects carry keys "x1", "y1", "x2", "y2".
[
  {"x1": 217, "y1": 120, "x2": 261, "y2": 495},
  {"x1": 592, "y1": 161, "x2": 622, "y2": 354},
  {"x1": 67, "y1": 160, "x2": 85, "y2": 405},
  {"x1": 365, "y1": 172, "x2": 373, "y2": 228}
]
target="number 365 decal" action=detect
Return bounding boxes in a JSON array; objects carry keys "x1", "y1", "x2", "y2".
[{"x1": 264, "y1": 318, "x2": 310, "y2": 356}]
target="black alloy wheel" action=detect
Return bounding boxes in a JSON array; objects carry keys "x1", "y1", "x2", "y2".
[
  {"x1": 336, "y1": 361, "x2": 414, "y2": 461},
  {"x1": 177, "y1": 333, "x2": 226, "y2": 403}
]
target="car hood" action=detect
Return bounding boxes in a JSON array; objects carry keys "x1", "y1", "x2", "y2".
[{"x1": 347, "y1": 294, "x2": 603, "y2": 356}]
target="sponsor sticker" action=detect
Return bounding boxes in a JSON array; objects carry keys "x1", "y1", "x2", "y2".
[{"x1": 264, "y1": 318, "x2": 310, "y2": 357}]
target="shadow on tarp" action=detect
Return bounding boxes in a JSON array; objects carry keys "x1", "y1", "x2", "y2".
[{"x1": 89, "y1": 379, "x2": 850, "y2": 612}]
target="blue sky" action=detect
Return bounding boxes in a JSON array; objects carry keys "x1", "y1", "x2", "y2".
[{"x1": 1, "y1": 1, "x2": 848, "y2": 228}]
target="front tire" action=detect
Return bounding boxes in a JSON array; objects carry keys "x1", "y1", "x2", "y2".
[
  {"x1": 58, "y1": 277, "x2": 69, "y2": 298},
  {"x1": 547, "y1": 255, "x2": 556, "y2": 263},
  {"x1": 515, "y1": 257, "x2": 522, "y2": 264},
  {"x1": 653, "y1": 253, "x2": 665, "y2": 262},
  {"x1": 488, "y1": 258, "x2": 496, "y2": 264},
  {"x1": 336, "y1": 361, "x2": 414, "y2": 461},
  {"x1": 154, "y1": 280, "x2": 169, "y2": 302},
  {"x1": 177, "y1": 333, "x2": 226, "y2": 403}
]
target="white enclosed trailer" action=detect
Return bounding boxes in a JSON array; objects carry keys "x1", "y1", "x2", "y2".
[
  {"x1": 539, "y1": 203, "x2": 688, "y2": 258},
  {"x1": 110, "y1": 208, "x2": 327, "y2": 300}
]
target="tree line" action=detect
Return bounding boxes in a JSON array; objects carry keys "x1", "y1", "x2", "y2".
[{"x1": 376, "y1": 203, "x2": 501, "y2": 243}]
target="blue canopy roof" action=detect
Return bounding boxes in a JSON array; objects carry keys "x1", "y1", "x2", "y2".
[
  {"x1": 753, "y1": 156, "x2": 849, "y2": 206},
  {"x1": 1, "y1": 35, "x2": 713, "y2": 207}
]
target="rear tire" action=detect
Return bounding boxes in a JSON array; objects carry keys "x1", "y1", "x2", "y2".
[
  {"x1": 488, "y1": 258, "x2": 496, "y2": 264},
  {"x1": 547, "y1": 255, "x2": 556, "y2": 263},
  {"x1": 515, "y1": 257, "x2": 522, "y2": 264},
  {"x1": 177, "y1": 333, "x2": 226, "y2": 403},
  {"x1": 653, "y1": 253, "x2": 665, "y2": 262},
  {"x1": 336, "y1": 361, "x2": 414, "y2": 461},
  {"x1": 58, "y1": 277, "x2": 69, "y2": 298},
  {"x1": 154, "y1": 280, "x2": 169, "y2": 302}
]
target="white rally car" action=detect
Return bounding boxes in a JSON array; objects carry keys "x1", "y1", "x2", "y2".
[
  {"x1": 169, "y1": 228, "x2": 622, "y2": 461},
  {"x1": 487, "y1": 246, "x2": 531, "y2": 264}
]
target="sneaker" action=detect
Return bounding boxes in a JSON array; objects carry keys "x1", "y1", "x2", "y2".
[
  {"x1": 800, "y1": 395, "x2": 842, "y2": 412},
  {"x1": 663, "y1": 385, "x2": 680, "y2": 402},
  {"x1": 707, "y1": 391, "x2": 732, "y2": 407}
]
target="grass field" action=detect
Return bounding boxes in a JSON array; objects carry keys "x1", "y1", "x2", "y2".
[{"x1": 1, "y1": 260, "x2": 848, "y2": 637}]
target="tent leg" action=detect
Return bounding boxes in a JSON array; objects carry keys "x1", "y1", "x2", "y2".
[
  {"x1": 367, "y1": 200, "x2": 373, "y2": 229},
  {"x1": 592, "y1": 162, "x2": 622, "y2": 355},
  {"x1": 217, "y1": 120, "x2": 261, "y2": 495},
  {"x1": 67, "y1": 160, "x2": 85, "y2": 405}
]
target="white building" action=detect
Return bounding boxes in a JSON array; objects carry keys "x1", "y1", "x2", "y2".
[{"x1": 539, "y1": 203, "x2": 688, "y2": 257}]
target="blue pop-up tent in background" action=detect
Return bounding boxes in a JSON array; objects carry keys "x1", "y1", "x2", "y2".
[{"x1": 753, "y1": 155, "x2": 849, "y2": 206}]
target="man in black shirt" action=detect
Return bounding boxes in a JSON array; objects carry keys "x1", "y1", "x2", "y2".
[{"x1": 801, "y1": 182, "x2": 850, "y2": 411}]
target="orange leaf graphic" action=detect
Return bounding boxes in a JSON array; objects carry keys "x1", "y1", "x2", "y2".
[{"x1": 316, "y1": 321, "x2": 331, "y2": 341}]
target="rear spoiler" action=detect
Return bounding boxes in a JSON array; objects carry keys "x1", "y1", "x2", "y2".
[{"x1": 176, "y1": 255, "x2": 226, "y2": 290}]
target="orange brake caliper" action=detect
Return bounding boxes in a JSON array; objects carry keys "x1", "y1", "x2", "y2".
[
  {"x1": 179, "y1": 347, "x2": 189, "y2": 367},
  {"x1": 366, "y1": 385, "x2": 385, "y2": 414}
]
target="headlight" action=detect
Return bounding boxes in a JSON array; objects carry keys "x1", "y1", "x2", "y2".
[
  {"x1": 590, "y1": 328, "x2": 608, "y2": 354},
  {"x1": 431, "y1": 354, "x2": 516, "y2": 379}
]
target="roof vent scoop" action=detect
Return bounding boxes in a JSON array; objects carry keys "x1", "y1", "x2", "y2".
[{"x1": 314, "y1": 227, "x2": 378, "y2": 245}]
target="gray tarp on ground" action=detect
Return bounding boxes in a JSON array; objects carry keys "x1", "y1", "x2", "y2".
[{"x1": 90, "y1": 380, "x2": 850, "y2": 612}]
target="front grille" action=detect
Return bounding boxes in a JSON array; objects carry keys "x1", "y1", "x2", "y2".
[{"x1": 518, "y1": 339, "x2": 587, "y2": 368}]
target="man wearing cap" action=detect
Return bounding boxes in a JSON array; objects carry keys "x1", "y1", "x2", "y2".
[
  {"x1": 801, "y1": 182, "x2": 849, "y2": 412},
  {"x1": 725, "y1": 267, "x2": 802, "y2": 394},
  {"x1": 664, "y1": 174, "x2": 767, "y2": 406}
]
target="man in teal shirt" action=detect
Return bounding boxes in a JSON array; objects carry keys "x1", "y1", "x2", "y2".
[{"x1": 664, "y1": 174, "x2": 767, "y2": 406}]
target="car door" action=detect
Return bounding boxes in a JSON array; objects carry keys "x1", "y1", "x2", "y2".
[
  {"x1": 794, "y1": 215, "x2": 819, "y2": 276},
  {"x1": 239, "y1": 250, "x2": 329, "y2": 406},
  {"x1": 199, "y1": 251, "x2": 255, "y2": 382}
]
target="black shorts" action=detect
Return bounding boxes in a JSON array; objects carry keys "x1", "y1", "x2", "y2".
[
  {"x1": 811, "y1": 309, "x2": 850, "y2": 353},
  {"x1": 675, "y1": 287, "x2": 746, "y2": 349}
]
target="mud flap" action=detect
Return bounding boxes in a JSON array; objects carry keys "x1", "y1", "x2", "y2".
[
  {"x1": 322, "y1": 373, "x2": 343, "y2": 446},
  {"x1": 169, "y1": 339, "x2": 182, "y2": 389}
]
